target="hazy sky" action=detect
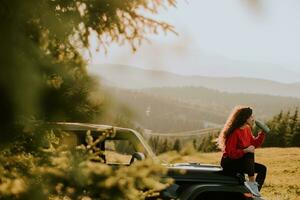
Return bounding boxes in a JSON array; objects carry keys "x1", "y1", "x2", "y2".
[{"x1": 88, "y1": 0, "x2": 300, "y2": 83}]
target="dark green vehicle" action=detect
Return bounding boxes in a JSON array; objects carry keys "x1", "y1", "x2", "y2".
[{"x1": 48, "y1": 122, "x2": 264, "y2": 200}]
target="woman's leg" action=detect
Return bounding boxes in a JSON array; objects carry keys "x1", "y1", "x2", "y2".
[
  {"x1": 242, "y1": 153, "x2": 261, "y2": 196},
  {"x1": 221, "y1": 156, "x2": 243, "y2": 175},
  {"x1": 243, "y1": 153, "x2": 255, "y2": 180},
  {"x1": 254, "y1": 163, "x2": 267, "y2": 191}
]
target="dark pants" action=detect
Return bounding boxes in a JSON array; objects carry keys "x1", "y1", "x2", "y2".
[{"x1": 221, "y1": 153, "x2": 267, "y2": 191}]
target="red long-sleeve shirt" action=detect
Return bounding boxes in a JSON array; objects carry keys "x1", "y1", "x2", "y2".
[{"x1": 223, "y1": 125, "x2": 265, "y2": 159}]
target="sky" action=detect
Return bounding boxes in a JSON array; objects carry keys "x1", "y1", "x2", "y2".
[{"x1": 87, "y1": 0, "x2": 300, "y2": 83}]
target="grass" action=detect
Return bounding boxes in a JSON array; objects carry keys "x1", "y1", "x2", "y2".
[{"x1": 159, "y1": 147, "x2": 300, "y2": 200}]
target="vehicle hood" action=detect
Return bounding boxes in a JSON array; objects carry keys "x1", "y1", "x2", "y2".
[{"x1": 165, "y1": 163, "x2": 242, "y2": 184}]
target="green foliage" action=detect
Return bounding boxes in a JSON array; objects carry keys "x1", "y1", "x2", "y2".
[
  {"x1": 0, "y1": 0, "x2": 176, "y2": 143},
  {"x1": 0, "y1": 0, "x2": 176, "y2": 199},
  {"x1": 260, "y1": 108, "x2": 300, "y2": 147},
  {"x1": 0, "y1": 130, "x2": 172, "y2": 200},
  {"x1": 148, "y1": 137, "x2": 168, "y2": 154},
  {"x1": 147, "y1": 132, "x2": 219, "y2": 154},
  {"x1": 196, "y1": 133, "x2": 219, "y2": 152},
  {"x1": 173, "y1": 139, "x2": 181, "y2": 152},
  {"x1": 292, "y1": 123, "x2": 300, "y2": 146}
]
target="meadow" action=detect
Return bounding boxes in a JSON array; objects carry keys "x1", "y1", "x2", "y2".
[{"x1": 159, "y1": 147, "x2": 300, "y2": 200}]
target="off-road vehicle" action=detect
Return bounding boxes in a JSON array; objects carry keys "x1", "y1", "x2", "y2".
[{"x1": 47, "y1": 122, "x2": 264, "y2": 200}]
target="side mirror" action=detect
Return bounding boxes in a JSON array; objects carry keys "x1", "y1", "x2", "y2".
[{"x1": 129, "y1": 152, "x2": 146, "y2": 164}]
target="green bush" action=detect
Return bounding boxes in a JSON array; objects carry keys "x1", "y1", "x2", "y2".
[{"x1": 0, "y1": 129, "x2": 172, "y2": 200}]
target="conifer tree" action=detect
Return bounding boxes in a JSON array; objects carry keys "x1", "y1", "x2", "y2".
[
  {"x1": 291, "y1": 110, "x2": 300, "y2": 147},
  {"x1": 161, "y1": 138, "x2": 170, "y2": 153},
  {"x1": 173, "y1": 138, "x2": 181, "y2": 152},
  {"x1": 286, "y1": 108, "x2": 298, "y2": 146}
]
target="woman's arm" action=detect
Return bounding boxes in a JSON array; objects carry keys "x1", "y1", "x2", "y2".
[
  {"x1": 251, "y1": 130, "x2": 265, "y2": 148},
  {"x1": 226, "y1": 132, "x2": 246, "y2": 159}
]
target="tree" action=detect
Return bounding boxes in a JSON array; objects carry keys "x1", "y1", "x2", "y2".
[
  {"x1": 291, "y1": 108, "x2": 300, "y2": 147},
  {"x1": 148, "y1": 136, "x2": 160, "y2": 154},
  {"x1": 161, "y1": 138, "x2": 170, "y2": 153},
  {"x1": 173, "y1": 138, "x2": 181, "y2": 152},
  {"x1": 288, "y1": 108, "x2": 298, "y2": 145},
  {"x1": 276, "y1": 110, "x2": 290, "y2": 147},
  {"x1": 289, "y1": 108, "x2": 298, "y2": 131},
  {"x1": 263, "y1": 110, "x2": 287, "y2": 147},
  {"x1": 263, "y1": 108, "x2": 300, "y2": 147},
  {"x1": 197, "y1": 133, "x2": 218, "y2": 152},
  {"x1": 0, "y1": 1, "x2": 177, "y2": 199},
  {"x1": 193, "y1": 138, "x2": 198, "y2": 150},
  {"x1": 0, "y1": 0, "x2": 176, "y2": 144},
  {"x1": 292, "y1": 122, "x2": 300, "y2": 147}
]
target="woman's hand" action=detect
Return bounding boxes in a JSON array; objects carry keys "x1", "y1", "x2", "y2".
[{"x1": 243, "y1": 145, "x2": 255, "y2": 153}]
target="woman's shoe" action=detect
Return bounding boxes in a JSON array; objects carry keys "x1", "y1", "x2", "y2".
[{"x1": 244, "y1": 181, "x2": 261, "y2": 197}]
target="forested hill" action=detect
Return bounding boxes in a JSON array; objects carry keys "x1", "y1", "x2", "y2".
[
  {"x1": 107, "y1": 86, "x2": 300, "y2": 132},
  {"x1": 141, "y1": 87, "x2": 300, "y2": 118},
  {"x1": 89, "y1": 64, "x2": 300, "y2": 98}
]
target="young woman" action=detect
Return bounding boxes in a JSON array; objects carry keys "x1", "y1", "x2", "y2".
[{"x1": 218, "y1": 106, "x2": 267, "y2": 197}]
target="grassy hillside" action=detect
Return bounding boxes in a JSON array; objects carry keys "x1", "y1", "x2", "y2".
[{"x1": 159, "y1": 148, "x2": 300, "y2": 200}]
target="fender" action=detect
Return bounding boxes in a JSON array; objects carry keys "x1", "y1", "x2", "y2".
[{"x1": 178, "y1": 184, "x2": 252, "y2": 200}]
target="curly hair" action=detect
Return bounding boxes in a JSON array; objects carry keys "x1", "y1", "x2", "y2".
[{"x1": 218, "y1": 106, "x2": 253, "y2": 150}]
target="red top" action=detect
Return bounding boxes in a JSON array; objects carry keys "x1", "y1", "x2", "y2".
[{"x1": 223, "y1": 125, "x2": 265, "y2": 159}]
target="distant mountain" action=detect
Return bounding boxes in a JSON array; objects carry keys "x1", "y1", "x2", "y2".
[{"x1": 89, "y1": 64, "x2": 300, "y2": 98}]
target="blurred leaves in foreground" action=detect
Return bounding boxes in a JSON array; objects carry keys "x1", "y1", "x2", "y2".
[
  {"x1": 0, "y1": 0, "x2": 176, "y2": 199},
  {"x1": 0, "y1": 0, "x2": 176, "y2": 143},
  {"x1": 0, "y1": 129, "x2": 172, "y2": 199}
]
